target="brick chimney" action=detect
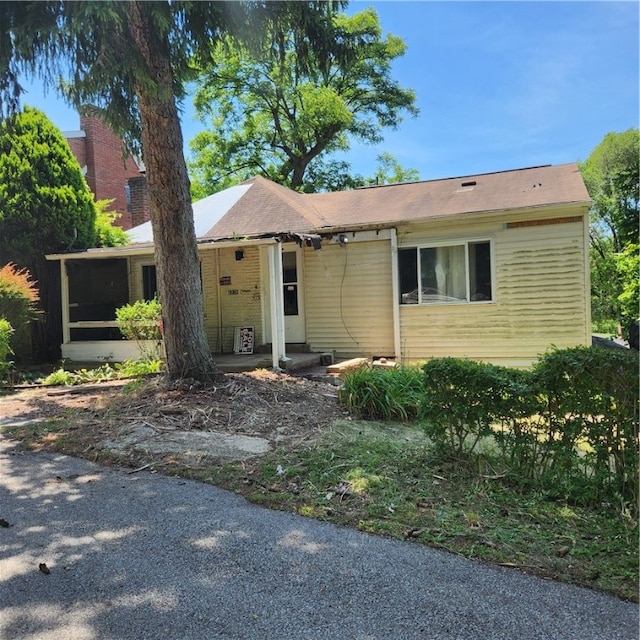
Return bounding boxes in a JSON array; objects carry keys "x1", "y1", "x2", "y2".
[
  {"x1": 64, "y1": 106, "x2": 150, "y2": 230},
  {"x1": 128, "y1": 175, "x2": 151, "y2": 227}
]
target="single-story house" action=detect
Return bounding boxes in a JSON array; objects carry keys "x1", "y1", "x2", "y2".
[{"x1": 46, "y1": 163, "x2": 592, "y2": 369}]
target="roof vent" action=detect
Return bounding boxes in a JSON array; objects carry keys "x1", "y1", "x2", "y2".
[{"x1": 461, "y1": 180, "x2": 477, "y2": 187}]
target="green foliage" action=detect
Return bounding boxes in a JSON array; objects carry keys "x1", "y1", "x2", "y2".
[
  {"x1": 190, "y1": 6, "x2": 417, "y2": 193},
  {"x1": 0, "y1": 317, "x2": 14, "y2": 381},
  {"x1": 0, "y1": 263, "x2": 40, "y2": 361},
  {"x1": 421, "y1": 358, "x2": 536, "y2": 456},
  {"x1": 531, "y1": 346, "x2": 639, "y2": 507},
  {"x1": 40, "y1": 359, "x2": 162, "y2": 386},
  {"x1": 581, "y1": 129, "x2": 639, "y2": 332},
  {"x1": 115, "y1": 298, "x2": 163, "y2": 361},
  {"x1": 340, "y1": 365, "x2": 425, "y2": 421},
  {"x1": 94, "y1": 199, "x2": 129, "y2": 248},
  {"x1": 371, "y1": 151, "x2": 421, "y2": 186},
  {"x1": 0, "y1": 107, "x2": 97, "y2": 264},
  {"x1": 581, "y1": 129, "x2": 639, "y2": 251},
  {"x1": 614, "y1": 243, "x2": 639, "y2": 327}
]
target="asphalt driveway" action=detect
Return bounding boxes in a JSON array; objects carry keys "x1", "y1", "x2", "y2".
[{"x1": 1, "y1": 435, "x2": 637, "y2": 640}]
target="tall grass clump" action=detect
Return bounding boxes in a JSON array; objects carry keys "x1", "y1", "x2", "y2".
[{"x1": 340, "y1": 364, "x2": 424, "y2": 421}]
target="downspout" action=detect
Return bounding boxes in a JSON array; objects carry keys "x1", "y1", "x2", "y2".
[
  {"x1": 60, "y1": 258, "x2": 70, "y2": 345},
  {"x1": 390, "y1": 228, "x2": 401, "y2": 361}
]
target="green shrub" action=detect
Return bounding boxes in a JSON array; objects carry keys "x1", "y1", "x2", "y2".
[
  {"x1": 0, "y1": 317, "x2": 14, "y2": 382},
  {"x1": 40, "y1": 368, "x2": 75, "y2": 386},
  {"x1": 532, "y1": 346, "x2": 639, "y2": 506},
  {"x1": 420, "y1": 358, "x2": 535, "y2": 456},
  {"x1": 340, "y1": 364, "x2": 424, "y2": 421},
  {"x1": 115, "y1": 298, "x2": 163, "y2": 361},
  {"x1": 115, "y1": 358, "x2": 163, "y2": 377},
  {"x1": 0, "y1": 263, "x2": 40, "y2": 362}
]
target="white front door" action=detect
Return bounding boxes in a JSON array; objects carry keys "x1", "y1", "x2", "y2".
[{"x1": 282, "y1": 248, "x2": 306, "y2": 343}]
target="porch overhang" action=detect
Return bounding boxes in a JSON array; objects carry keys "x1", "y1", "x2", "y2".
[{"x1": 47, "y1": 237, "x2": 292, "y2": 371}]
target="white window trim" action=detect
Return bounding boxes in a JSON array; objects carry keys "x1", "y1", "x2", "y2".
[{"x1": 401, "y1": 237, "x2": 496, "y2": 306}]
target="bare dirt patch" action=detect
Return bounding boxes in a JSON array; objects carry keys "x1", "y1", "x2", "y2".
[{"x1": 0, "y1": 371, "x2": 347, "y2": 466}]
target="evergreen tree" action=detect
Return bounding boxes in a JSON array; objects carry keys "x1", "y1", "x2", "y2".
[{"x1": 0, "y1": 106, "x2": 98, "y2": 359}]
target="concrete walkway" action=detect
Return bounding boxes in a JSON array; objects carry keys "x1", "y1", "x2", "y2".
[{"x1": 1, "y1": 437, "x2": 637, "y2": 640}]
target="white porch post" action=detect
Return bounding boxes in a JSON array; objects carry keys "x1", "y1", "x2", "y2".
[
  {"x1": 390, "y1": 229, "x2": 401, "y2": 361},
  {"x1": 268, "y1": 243, "x2": 286, "y2": 369},
  {"x1": 60, "y1": 258, "x2": 71, "y2": 344}
]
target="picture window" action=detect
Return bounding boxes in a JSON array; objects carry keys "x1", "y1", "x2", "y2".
[{"x1": 399, "y1": 240, "x2": 492, "y2": 305}]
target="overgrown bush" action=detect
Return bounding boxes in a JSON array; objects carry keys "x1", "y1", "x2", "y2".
[
  {"x1": 115, "y1": 298, "x2": 163, "y2": 361},
  {"x1": 420, "y1": 349, "x2": 639, "y2": 509},
  {"x1": 340, "y1": 364, "x2": 424, "y2": 421},
  {"x1": 0, "y1": 263, "x2": 40, "y2": 362},
  {"x1": 532, "y1": 346, "x2": 639, "y2": 506}
]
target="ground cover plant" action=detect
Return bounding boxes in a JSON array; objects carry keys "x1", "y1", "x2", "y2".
[{"x1": 38, "y1": 360, "x2": 163, "y2": 386}]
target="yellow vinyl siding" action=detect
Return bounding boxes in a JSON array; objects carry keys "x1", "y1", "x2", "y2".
[
  {"x1": 200, "y1": 250, "x2": 220, "y2": 351},
  {"x1": 399, "y1": 214, "x2": 589, "y2": 367},
  {"x1": 129, "y1": 248, "x2": 263, "y2": 354},
  {"x1": 304, "y1": 240, "x2": 394, "y2": 358},
  {"x1": 128, "y1": 254, "x2": 154, "y2": 302},
  {"x1": 209, "y1": 246, "x2": 263, "y2": 353}
]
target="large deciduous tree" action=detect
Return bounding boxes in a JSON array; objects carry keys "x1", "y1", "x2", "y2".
[
  {"x1": 1, "y1": 1, "x2": 347, "y2": 380},
  {"x1": 0, "y1": 106, "x2": 98, "y2": 360},
  {"x1": 579, "y1": 129, "x2": 639, "y2": 334},
  {"x1": 189, "y1": 6, "x2": 417, "y2": 194}
]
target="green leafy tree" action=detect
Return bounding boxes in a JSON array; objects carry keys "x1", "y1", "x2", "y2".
[
  {"x1": 290, "y1": 152, "x2": 420, "y2": 195},
  {"x1": 95, "y1": 199, "x2": 130, "y2": 248},
  {"x1": 0, "y1": 106, "x2": 98, "y2": 359},
  {"x1": 370, "y1": 151, "x2": 420, "y2": 186},
  {"x1": 1, "y1": 0, "x2": 349, "y2": 380},
  {"x1": 580, "y1": 130, "x2": 639, "y2": 334},
  {"x1": 189, "y1": 6, "x2": 417, "y2": 194},
  {"x1": 581, "y1": 129, "x2": 639, "y2": 252}
]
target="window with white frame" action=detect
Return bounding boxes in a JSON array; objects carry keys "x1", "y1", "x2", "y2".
[{"x1": 399, "y1": 240, "x2": 493, "y2": 305}]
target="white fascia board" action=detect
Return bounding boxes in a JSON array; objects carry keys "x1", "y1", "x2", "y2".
[{"x1": 46, "y1": 236, "x2": 277, "y2": 262}]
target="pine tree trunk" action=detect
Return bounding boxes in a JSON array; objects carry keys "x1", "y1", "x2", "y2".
[{"x1": 127, "y1": 2, "x2": 223, "y2": 382}]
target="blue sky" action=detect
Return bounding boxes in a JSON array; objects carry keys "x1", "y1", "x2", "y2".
[{"x1": 20, "y1": 1, "x2": 639, "y2": 182}]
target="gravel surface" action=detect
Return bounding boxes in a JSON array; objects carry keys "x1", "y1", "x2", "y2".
[{"x1": 1, "y1": 436, "x2": 638, "y2": 640}]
